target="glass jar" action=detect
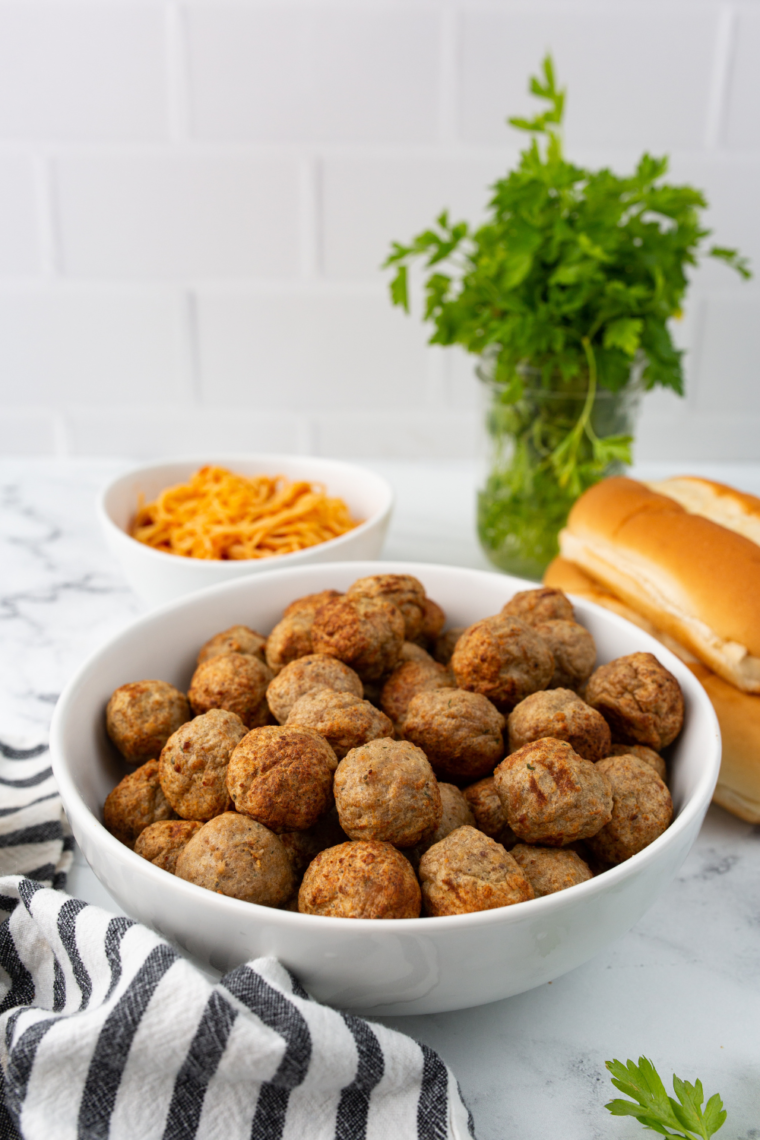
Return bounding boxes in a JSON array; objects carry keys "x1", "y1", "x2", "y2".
[{"x1": 476, "y1": 351, "x2": 643, "y2": 581}]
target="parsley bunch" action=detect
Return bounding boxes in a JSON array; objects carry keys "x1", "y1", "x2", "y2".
[{"x1": 384, "y1": 57, "x2": 750, "y2": 575}]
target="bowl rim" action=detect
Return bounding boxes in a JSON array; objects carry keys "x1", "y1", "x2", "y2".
[
  {"x1": 50, "y1": 558, "x2": 721, "y2": 935},
  {"x1": 97, "y1": 453, "x2": 395, "y2": 572}
]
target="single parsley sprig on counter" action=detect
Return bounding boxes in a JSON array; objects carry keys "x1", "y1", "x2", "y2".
[{"x1": 605, "y1": 1057, "x2": 727, "y2": 1140}]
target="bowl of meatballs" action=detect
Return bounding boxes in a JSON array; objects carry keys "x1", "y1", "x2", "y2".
[{"x1": 50, "y1": 563, "x2": 721, "y2": 1015}]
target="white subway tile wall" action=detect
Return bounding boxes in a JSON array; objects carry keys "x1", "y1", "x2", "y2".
[{"x1": 0, "y1": 0, "x2": 758, "y2": 461}]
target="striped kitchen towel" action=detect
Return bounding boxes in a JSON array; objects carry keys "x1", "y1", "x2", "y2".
[
  {"x1": 0, "y1": 737, "x2": 72, "y2": 889},
  {"x1": 0, "y1": 740, "x2": 476, "y2": 1140}
]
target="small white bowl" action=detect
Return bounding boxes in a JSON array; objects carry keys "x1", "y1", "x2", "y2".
[
  {"x1": 50, "y1": 561, "x2": 721, "y2": 1015},
  {"x1": 98, "y1": 455, "x2": 393, "y2": 607}
]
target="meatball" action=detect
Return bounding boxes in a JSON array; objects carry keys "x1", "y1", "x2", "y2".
[
  {"x1": 346, "y1": 573, "x2": 426, "y2": 641},
  {"x1": 226, "y1": 725, "x2": 337, "y2": 833},
  {"x1": 106, "y1": 680, "x2": 191, "y2": 766},
  {"x1": 510, "y1": 844, "x2": 593, "y2": 897},
  {"x1": 450, "y1": 615, "x2": 554, "y2": 712},
  {"x1": 494, "y1": 738, "x2": 613, "y2": 846},
  {"x1": 401, "y1": 689, "x2": 505, "y2": 782},
  {"x1": 609, "y1": 743, "x2": 667, "y2": 783},
  {"x1": 311, "y1": 596, "x2": 405, "y2": 681},
  {"x1": 380, "y1": 659, "x2": 453, "y2": 730},
  {"x1": 407, "y1": 783, "x2": 476, "y2": 869},
  {"x1": 334, "y1": 738, "x2": 442, "y2": 848},
  {"x1": 286, "y1": 688, "x2": 393, "y2": 759},
  {"x1": 103, "y1": 759, "x2": 176, "y2": 848},
  {"x1": 414, "y1": 597, "x2": 446, "y2": 647},
  {"x1": 462, "y1": 776, "x2": 517, "y2": 847},
  {"x1": 587, "y1": 754, "x2": 673, "y2": 864},
  {"x1": 134, "y1": 819, "x2": 203, "y2": 873},
  {"x1": 533, "y1": 619, "x2": 596, "y2": 691},
  {"x1": 507, "y1": 689, "x2": 611, "y2": 763},
  {"x1": 197, "y1": 625, "x2": 267, "y2": 666},
  {"x1": 432, "y1": 627, "x2": 466, "y2": 666},
  {"x1": 188, "y1": 652, "x2": 272, "y2": 729},
  {"x1": 502, "y1": 586, "x2": 574, "y2": 626},
  {"x1": 159, "y1": 709, "x2": 246, "y2": 821},
  {"x1": 399, "y1": 641, "x2": 435, "y2": 665},
  {"x1": 585, "y1": 652, "x2": 685, "y2": 750},
  {"x1": 298, "y1": 841, "x2": 421, "y2": 919},
  {"x1": 418, "y1": 826, "x2": 534, "y2": 916},
  {"x1": 266, "y1": 654, "x2": 363, "y2": 724},
  {"x1": 176, "y1": 813, "x2": 294, "y2": 907},
  {"x1": 278, "y1": 808, "x2": 348, "y2": 877},
  {"x1": 265, "y1": 611, "x2": 316, "y2": 675},
  {"x1": 284, "y1": 589, "x2": 343, "y2": 618}
]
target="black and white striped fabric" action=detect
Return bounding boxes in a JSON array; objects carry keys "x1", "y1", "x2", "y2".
[
  {"x1": 0, "y1": 737, "x2": 72, "y2": 890},
  {"x1": 0, "y1": 740, "x2": 476, "y2": 1140}
]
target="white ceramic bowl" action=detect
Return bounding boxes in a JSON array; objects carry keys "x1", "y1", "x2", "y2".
[
  {"x1": 51, "y1": 561, "x2": 720, "y2": 1016},
  {"x1": 98, "y1": 455, "x2": 394, "y2": 607}
]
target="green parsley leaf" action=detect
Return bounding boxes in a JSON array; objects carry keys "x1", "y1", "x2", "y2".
[{"x1": 605, "y1": 1057, "x2": 727, "y2": 1140}]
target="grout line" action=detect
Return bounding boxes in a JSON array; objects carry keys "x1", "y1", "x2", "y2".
[
  {"x1": 300, "y1": 156, "x2": 321, "y2": 280},
  {"x1": 704, "y1": 4, "x2": 736, "y2": 150},
  {"x1": 33, "y1": 155, "x2": 60, "y2": 280},
  {"x1": 166, "y1": 1, "x2": 191, "y2": 144},
  {"x1": 438, "y1": 5, "x2": 460, "y2": 145}
]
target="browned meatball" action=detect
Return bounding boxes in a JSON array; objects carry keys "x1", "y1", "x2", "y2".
[
  {"x1": 609, "y1": 743, "x2": 667, "y2": 783},
  {"x1": 419, "y1": 826, "x2": 534, "y2": 916},
  {"x1": 346, "y1": 574, "x2": 426, "y2": 641},
  {"x1": 283, "y1": 589, "x2": 343, "y2": 618},
  {"x1": 298, "y1": 841, "x2": 421, "y2": 919},
  {"x1": 399, "y1": 641, "x2": 435, "y2": 665},
  {"x1": 432, "y1": 627, "x2": 466, "y2": 666},
  {"x1": 585, "y1": 652, "x2": 684, "y2": 750},
  {"x1": 134, "y1": 819, "x2": 203, "y2": 873},
  {"x1": 510, "y1": 844, "x2": 593, "y2": 897},
  {"x1": 159, "y1": 709, "x2": 246, "y2": 821},
  {"x1": 380, "y1": 659, "x2": 453, "y2": 730},
  {"x1": 494, "y1": 738, "x2": 613, "y2": 846},
  {"x1": 334, "y1": 738, "x2": 442, "y2": 848},
  {"x1": 197, "y1": 625, "x2": 267, "y2": 666},
  {"x1": 278, "y1": 808, "x2": 348, "y2": 877},
  {"x1": 533, "y1": 619, "x2": 596, "y2": 691},
  {"x1": 176, "y1": 813, "x2": 294, "y2": 906},
  {"x1": 407, "y1": 783, "x2": 476, "y2": 869},
  {"x1": 507, "y1": 689, "x2": 611, "y2": 763},
  {"x1": 414, "y1": 597, "x2": 446, "y2": 647},
  {"x1": 462, "y1": 776, "x2": 517, "y2": 847},
  {"x1": 587, "y1": 754, "x2": 673, "y2": 864},
  {"x1": 106, "y1": 680, "x2": 191, "y2": 766},
  {"x1": 502, "y1": 587, "x2": 574, "y2": 626},
  {"x1": 103, "y1": 759, "x2": 176, "y2": 847},
  {"x1": 226, "y1": 725, "x2": 337, "y2": 833},
  {"x1": 266, "y1": 654, "x2": 363, "y2": 724},
  {"x1": 286, "y1": 688, "x2": 393, "y2": 758},
  {"x1": 451, "y1": 615, "x2": 555, "y2": 712},
  {"x1": 265, "y1": 611, "x2": 315, "y2": 675},
  {"x1": 401, "y1": 689, "x2": 505, "y2": 781},
  {"x1": 311, "y1": 596, "x2": 405, "y2": 681},
  {"x1": 188, "y1": 652, "x2": 272, "y2": 729}
]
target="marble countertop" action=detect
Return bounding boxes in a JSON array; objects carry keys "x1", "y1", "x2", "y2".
[{"x1": 1, "y1": 457, "x2": 758, "y2": 1139}]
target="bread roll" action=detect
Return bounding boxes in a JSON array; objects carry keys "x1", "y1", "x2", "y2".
[
  {"x1": 649, "y1": 476, "x2": 760, "y2": 547},
  {"x1": 558, "y1": 477, "x2": 760, "y2": 693},
  {"x1": 544, "y1": 556, "x2": 760, "y2": 823}
]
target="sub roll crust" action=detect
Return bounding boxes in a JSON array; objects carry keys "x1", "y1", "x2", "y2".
[{"x1": 559, "y1": 476, "x2": 760, "y2": 693}]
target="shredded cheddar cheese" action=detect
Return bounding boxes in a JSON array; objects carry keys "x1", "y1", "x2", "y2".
[{"x1": 130, "y1": 465, "x2": 360, "y2": 560}]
